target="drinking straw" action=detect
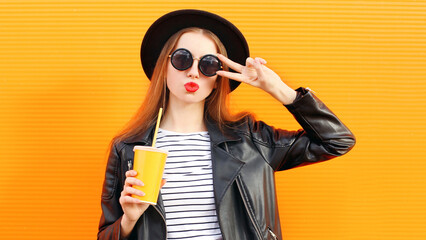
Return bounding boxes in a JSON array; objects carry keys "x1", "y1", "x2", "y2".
[{"x1": 151, "y1": 108, "x2": 163, "y2": 147}]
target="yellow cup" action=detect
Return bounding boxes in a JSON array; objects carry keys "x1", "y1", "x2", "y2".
[{"x1": 132, "y1": 146, "x2": 168, "y2": 205}]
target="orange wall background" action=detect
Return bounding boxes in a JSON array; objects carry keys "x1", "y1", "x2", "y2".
[{"x1": 1, "y1": 1, "x2": 426, "y2": 239}]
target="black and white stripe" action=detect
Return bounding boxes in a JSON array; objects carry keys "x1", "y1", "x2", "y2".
[{"x1": 156, "y1": 128, "x2": 223, "y2": 240}]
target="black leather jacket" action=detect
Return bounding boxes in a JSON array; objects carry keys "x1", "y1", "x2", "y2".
[{"x1": 98, "y1": 88, "x2": 355, "y2": 240}]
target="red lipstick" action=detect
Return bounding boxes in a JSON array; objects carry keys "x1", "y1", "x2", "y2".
[{"x1": 184, "y1": 82, "x2": 199, "y2": 92}]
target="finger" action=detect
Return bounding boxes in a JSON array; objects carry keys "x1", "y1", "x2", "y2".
[
  {"x1": 121, "y1": 195, "x2": 147, "y2": 204},
  {"x1": 216, "y1": 70, "x2": 247, "y2": 83},
  {"x1": 124, "y1": 186, "x2": 145, "y2": 197},
  {"x1": 217, "y1": 54, "x2": 244, "y2": 72},
  {"x1": 253, "y1": 59, "x2": 266, "y2": 79},
  {"x1": 246, "y1": 57, "x2": 255, "y2": 68},
  {"x1": 125, "y1": 177, "x2": 144, "y2": 187},
  {"x1": 126, "y1": 170, "x2": 138, "y2": 177},
  {"x1": 255, "y1": 57, "x2": 267, "y2": 65}
]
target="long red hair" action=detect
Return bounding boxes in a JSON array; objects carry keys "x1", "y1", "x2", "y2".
[{"x1": 112, "y1": 27, "x2": 248, "y2": 144}]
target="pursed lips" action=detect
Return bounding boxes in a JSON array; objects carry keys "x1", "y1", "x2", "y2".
[{"x1": 184, "y1": 82, "x2": 199, "y2": 92}]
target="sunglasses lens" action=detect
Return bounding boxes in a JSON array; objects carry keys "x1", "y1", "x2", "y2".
[
  {"x1": 171, "y1": 49, "x2": 192, "y2": 70},
  {"x1": 199, "y1": 55, "x2": 221, "y2": 76}
]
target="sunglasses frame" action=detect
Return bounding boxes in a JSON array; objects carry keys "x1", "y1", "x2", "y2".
[{"x1": 169, "y1": 48, "x2": 222, "y2": 77}]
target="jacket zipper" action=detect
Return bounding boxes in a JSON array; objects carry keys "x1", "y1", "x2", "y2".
[
  {"x1": 236, "y1": 176, "x2": 263, "y2": 239},
  {"x1": 127, "y1": 160, "x2": 132, "y2": 171},
  {"x1": 226, "y1": 143, "x2": 262, "y2": 239},
  {"x1": 268, "y1": 227, "x2": 278, "y2": 240}
]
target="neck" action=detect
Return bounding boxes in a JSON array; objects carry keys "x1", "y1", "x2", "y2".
[{"x1": 160, "y1": 100, "x2": 207, "y2": 133}]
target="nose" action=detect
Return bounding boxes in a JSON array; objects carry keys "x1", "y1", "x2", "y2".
[{"x1": 187, "y1": 59, "x2": 200, "y2": 79}]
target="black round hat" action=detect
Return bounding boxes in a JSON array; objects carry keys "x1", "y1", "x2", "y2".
[{"x1": 140, "y1": 9, "x2": 249, "y2": 91}]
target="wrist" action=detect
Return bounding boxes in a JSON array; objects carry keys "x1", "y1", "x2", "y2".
[
  {"x1": 268, "y1": 81, "x2": 297, "y2": 105},
  {"x1": 122, "y1": 214, "x2": 138, "y2": 225},
  {"x1": 120, "y1": 214, "x2": 138, "y2": 238}
]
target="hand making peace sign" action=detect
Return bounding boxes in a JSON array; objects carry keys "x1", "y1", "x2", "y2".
[{"x1": 216, "y1": 54, "x2": 297, "y2": 105}]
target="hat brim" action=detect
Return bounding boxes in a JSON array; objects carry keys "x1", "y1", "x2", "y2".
[{"x1": 140, "y1": 9, "x2": 249, "y2": 92}]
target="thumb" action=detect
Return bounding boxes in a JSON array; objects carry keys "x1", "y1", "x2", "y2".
[
  {"x1": 160, "y1": 178, "x2": 167, "y2": 188},
  {"x1": 245, "y1": 57, "x2": 255, "y2": 68},
  {"x1": 253, "y1": 58, "x2": 266, "y2": 79}
]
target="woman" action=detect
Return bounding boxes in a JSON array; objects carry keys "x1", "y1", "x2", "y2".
[{"x1": 98, "y1": 9, "x2": 355, "y2": 240}]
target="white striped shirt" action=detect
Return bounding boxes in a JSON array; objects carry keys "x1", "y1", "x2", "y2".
[{"x1": 156, "y1": 128, "x2": 223, "y2": 240}]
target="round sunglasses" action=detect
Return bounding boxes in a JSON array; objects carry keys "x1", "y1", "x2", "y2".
[{"x1": 169, "y1": 48, "x2": 222, "y2": 77}]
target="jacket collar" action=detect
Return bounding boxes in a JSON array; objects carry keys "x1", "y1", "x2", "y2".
[
  {"x1": 122, "y1": 115, "x2": 242, "y2": 145},
  {"x1": 205, "y1": 116, "x2": 241, "y2": 145}
]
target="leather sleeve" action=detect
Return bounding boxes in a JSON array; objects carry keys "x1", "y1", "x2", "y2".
[
  {"x1": 98, "y1": 142, "x2": 124, "y2": 240},
  {"x1": 248, "y1": 88, "x2": 356, "y2": 171}
]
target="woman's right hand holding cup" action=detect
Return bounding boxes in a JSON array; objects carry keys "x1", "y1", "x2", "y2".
[
  {"x1": 120, "y1": 170, "x2": 149, "y2": 222},
  {"x1": 119, "y1": 170, "x2": 166, "y2": 238}
]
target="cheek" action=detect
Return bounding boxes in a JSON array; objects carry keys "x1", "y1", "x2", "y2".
[
  {"x1": 166, "y1": 62, "x2": 186, "y2": 82},
  {"x1": 208, "y1": 76, "x2": 218, "y2": 89}
]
